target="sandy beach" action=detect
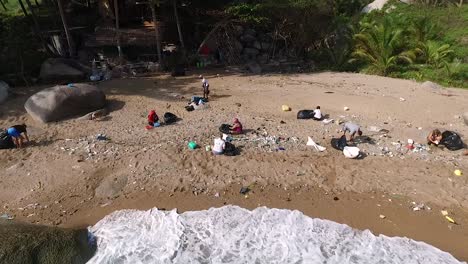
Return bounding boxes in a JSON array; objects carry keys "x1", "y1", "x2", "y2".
[{"x1": 1, "y1": 71, "x2": 467, "y2": 260}]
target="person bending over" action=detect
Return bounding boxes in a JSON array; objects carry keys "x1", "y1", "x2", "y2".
[
  {"x1": 342, "y1": 122, "x2": 362, "y2": 142},
  {"x1": 7, "y1": 124, "x2": 29, "y2": 148},
  {"x1": 212, "y1": 136, "x2": 225, "y2": 155},
  {"x1": 427, "y1": 129, "x2": 442, "y2": 146}
]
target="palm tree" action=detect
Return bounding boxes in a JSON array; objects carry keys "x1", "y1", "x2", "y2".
[
  {"x1": 415, "y1": 40, "x2": 454, "y2": 68},
  {"x1": 350, "y1": 17, "x2": 414, "y2": 76}
]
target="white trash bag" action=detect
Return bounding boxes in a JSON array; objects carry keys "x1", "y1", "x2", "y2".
[
  {"x1": 306, "y1": 137, "x2": 326, "y2": 152},
  {"x1": 343, "y1": 146, "x2": 360, "y2": 158}
]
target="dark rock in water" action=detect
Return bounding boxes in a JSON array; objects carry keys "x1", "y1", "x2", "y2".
[
  {"x1": 95, "y1": 174, "x2": 128, "y2": 199},
  {"x1": 24, "y1": 84, "x2": 106, "y2": 123},
  {"x1": 0, "y1": 219, "x2": 95, "y2": 264},
  {"x1": 39, "y1": 58, "x2": 90, "y2": 81}
]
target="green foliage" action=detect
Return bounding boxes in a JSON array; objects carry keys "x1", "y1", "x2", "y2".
[
  {"x1": 415, "y1": 40, "x2": 454, "y2": 68},
  {"x1": 350, "y1": 17, "x2": 415, "y2": 75}
]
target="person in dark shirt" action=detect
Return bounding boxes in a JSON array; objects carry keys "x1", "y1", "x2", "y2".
[{"x1": 7, "y1": 124, "x2": 29, "y2": 148}]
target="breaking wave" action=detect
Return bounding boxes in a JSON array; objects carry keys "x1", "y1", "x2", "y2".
[{"x1": 88, "y1": 205, "x2": 464, "y2": 264}]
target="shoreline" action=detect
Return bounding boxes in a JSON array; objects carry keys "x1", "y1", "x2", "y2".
[{"x1": 62, "y1": 184, "x2": 468, "y2": 262}]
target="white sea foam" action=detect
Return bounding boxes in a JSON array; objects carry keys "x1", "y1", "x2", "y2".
[{"x1": 88, "y1": 205, "x2": 465, "y2": 264}]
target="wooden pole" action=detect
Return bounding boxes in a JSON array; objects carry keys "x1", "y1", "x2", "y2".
[
  {"x1": 114, "y1": 0, "x2": 122, "y2": 58},
  {"x1": 150, "y1": 4, "x2": 162, "y2": 66},
  {"x1": 57, "y1": 0, "x2": 74, "y2": 57},
  {"x1": 172, "y1": 0, "x2": 184, "y2": 49}
]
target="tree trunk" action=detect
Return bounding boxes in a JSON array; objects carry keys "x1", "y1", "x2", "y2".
[
  {"x1": 114, "y1": 0, "x2": 122, "y2": 58},
  {"x1": 57, "y1": 0, "x2": 74, "y2": 57},
  {"x1": 150, "y1": 4, "x2": 163, "y2": 66},
  {"x1": 34, "y1": 0, "x2": 39, "y2": 7},
  {"x1": 172, "y1": 0, "x2": 184, "y2": 49},
  {"x1": 24, "y1": 0, "x2": 53, "y2": 54}
]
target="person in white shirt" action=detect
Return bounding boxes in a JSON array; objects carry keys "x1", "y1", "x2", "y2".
[
  {"x1": 212, "y1": 137, "x2": 225, "y2": 155},
  {"x1": 200, "y1": 75, "x2": 210, "y2": 99},
  {"x1": 313, "y1": 106, "x2": 322, "y2": 121}
]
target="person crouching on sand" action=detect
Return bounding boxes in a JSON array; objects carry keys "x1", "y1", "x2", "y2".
[
  {"x1": 312, "y1": 106, "x2": 322, "y2": 121},
  {"x1": 231, "y1": 118, "x2": 243, "y2": 134},
  {"x1": 427, "y1": 129, "x2": 442, "y2": 146},
  {"x1": 212, "y1": 136, "x2": 225, "y2": 155},
  {"x1": 7, "y1": 124, "x2": 29, "y2": 148},
  {"x1": 148, "y1": 110, "x2": 160, "y2": 127},
  {"x1": 342, "y1": 122, "x2": 362, "y2": 142}
]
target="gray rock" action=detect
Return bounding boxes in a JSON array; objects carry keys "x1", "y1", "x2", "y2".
[
  {"x1": 24, "y1": 83, "x2": 106, "y2": 123},
  {"x1": 234, "y1": 40, "x2": 243, "y2": 51},
  {"x1": 95, "y1": 174, "x2": 128, "y2": 199},
  {"x1": 244, "y1": 28, "x2": 256, "y2": 36},
  {"x1": 261, "y1": 42, "x2": 271, "y2": 51},
  {"x1": 39, "y1": 58, "x2": 89, "y2": 81},
  {"x1": 243, "y1": 47, "x2": 260, "y2": 56},
  {"x1": 421, "y1": 81, "x2": 443, "y2": 90},
  {"x1": 0, "y1": 81, "x2": 8, "y2": 104},
  {"x1": 252, "y1": 41, "x2": 262, "y2": 50},
  {"x1": 463, "y1": 112, "x2": 468, "y2": 126},
  {"x1": 234, "y1": 25, "x2": 244, "y2": 36},
  {"x1": 240, "y1": 34, "x2": 256, "y2": 43},
  {"x1": 247, "y1": 62, "x2": 262, "y2": 74}
]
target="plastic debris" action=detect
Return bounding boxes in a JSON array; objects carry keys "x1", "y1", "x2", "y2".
[
  {"x1": 445, "y1": 216, "x2": 456, "y2": 224},
  {"x1": 96, "y1": 134, "x2": 108, "y2": 141},
  {"x1": 306, "y1": 137, "x2": 326, "y2": 152},
  {"x1": 205, "y1": 145, "x2": 211, "y2": 152},
  {"x1": 188, "y1": 141, "x2": 198, "y2": 150},
  {"x1": 441, "y1": 210, "x2": 448, "y2": 216},
  {"x1": 399, "y1": 97, "x2": 406, "y2": 102},
  {"x1": 240, "y1": 187, "x2": 250, "y2": 195},
  {"x1": 343, "y1": 146, "x2": 360, "y2": 159},
  {"x1": 282, "y1": 105, "x2": 291, "y2": 111},
  {"x1": 0, "y1": 213, "x2": 14, "y2": 220},
  {"x1": 322, "y1": 119, "x2": 334, "y2": 124},
  {"x1": 379, "y1": 214, "x2": 386, "y2": 219},
  {"x1": 411, "y1": 202, "x2": 431, "y2": 211},
  {"x1": 344, "y1": 106, "x2": 350, "y2": 111},
  {"x1": 454, "y1": 169, "x2": 462, "y2": 176}
]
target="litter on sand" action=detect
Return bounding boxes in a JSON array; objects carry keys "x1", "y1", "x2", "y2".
[
  {"x1": 306, "y1": 137, "x2": 326, "y2": 152},
  {"x1": 343, "y1": 146, "x2": 360, "y2": 159},
  {"x1": 454, "y1": 169, "x2": 462, "y2": 176},
  {"x1": 282, "y1": 105, "x2": 291, "y2": 111}
]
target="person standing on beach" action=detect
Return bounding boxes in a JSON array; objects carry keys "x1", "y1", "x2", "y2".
[
  {"x1": 7, "y1": 124, "x2": 29, "y2": 148},
  {"x1": 200, "y1": 75, "x2": 210, "y2": 100},
  {"x1": 342, "y1": 122, "x2": 362, "y2": 142}
]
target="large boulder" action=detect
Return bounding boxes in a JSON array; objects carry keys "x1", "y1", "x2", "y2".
[
  {"x1": 0, "y1": 81, "x2": 8, "y2": 104},
  {"x1": 247, "y1": 62, "x2": 262, "y2": 74},
  {"x1": 0, "y1": 219, "x2": 95, "y2": 264},
  {"x1": 39, "y1": 58, "x2": 89, "y2": 81},
  {"x1": 24, "y1": 84, "x2": 106, "y2": 123}
]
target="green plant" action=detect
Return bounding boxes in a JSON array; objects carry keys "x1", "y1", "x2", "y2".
[
  {"x1": 350, "y1": 17, "x2": 415, "y2": 75},
  {"x1": 415, "y1": 40, "x2": 454, "y2": 68}
]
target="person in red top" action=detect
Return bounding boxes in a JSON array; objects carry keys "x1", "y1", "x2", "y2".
[
  {"x1": 147, "y1": 110, "x2": 160, "y2": 128},
  {"x1": 230, "y1": 118, "x2": 243, "y2": 134}
]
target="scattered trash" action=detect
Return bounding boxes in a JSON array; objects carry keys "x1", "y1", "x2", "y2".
[
  {"x1": 276, "y1": 147, "x2": 286, "y2": 151},
  {"x1": 368, "y1": 126, "x2": 381, "y2": 132},
  {"x1": 406, "y1": 139, "x2": 415, "y2": 150},
  {"x1": 0, "y1": 213, "x2": 13, "y2": 220},
  {"x1": 399, "y1": 97, "x2": 406, "y2": 102},
  {"x1": 445, "y1": 216, "x2": 456, "y2": 224},
  {"x1": 240, "y1": 187, "x2": 250, "y2": 195},
  {"x1": 379, "y1": 214, "x2": 386, "y2": 219},
  {"x1": 214, "y1": 192, "x2": 220, "y2": 198},
  {"x1": 322, "y1": 119, "x2": 334, "y2": 124},
  {"x1": 188, "y1": 141, "x2": 198, "y2": 150},
  {"x1": 205, "y1": 145, "x2": 211, "y2": 152},
  {"x1": 343, "y1": 146, "x2": 360, "y2": 159},
  {"x1": 411, "y1": 202, "x2": 431, "y2": 211},
  {"x1": 282, "y1": 105, "x2": 291, "y2": 111},
  {"x1": 454, "y1": 169, "x2": 462, "y2": 176},
  {"x1": 333, "y1": 197, "x2": 339, "y2": 201},
  {"x1": 344, "y1": 106, "x2": 350, "y2": 111},
  {"x1": 96, "y1": 134, "x2": 108, "y2": 141},
  {"x1": 306, "y1": 137, "x2": 326, "y2": 152},
  {"x1": 441, "y1": 210, "x2": 448, "y2": 216}
]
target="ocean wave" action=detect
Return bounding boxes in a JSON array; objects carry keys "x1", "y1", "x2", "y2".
[{"x1": 88, "y1": 206, "x2": 464, "y2": 264}]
